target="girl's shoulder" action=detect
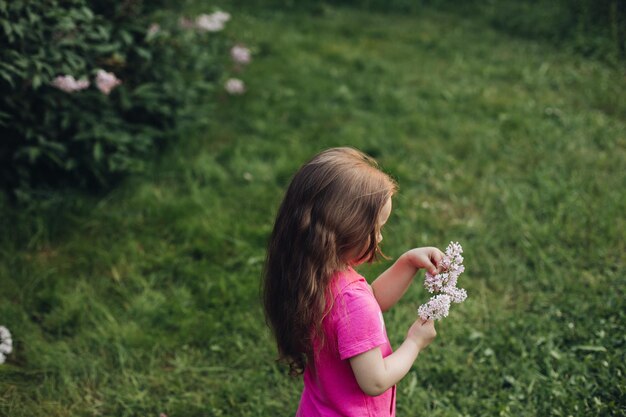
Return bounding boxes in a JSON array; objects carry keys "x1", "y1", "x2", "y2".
[
  {"x1": 330, "y1": 267, "x2": 369, "y2": 298},
  {"x1": 327, "y1": 268, "x2": 379, "y2": 323}
]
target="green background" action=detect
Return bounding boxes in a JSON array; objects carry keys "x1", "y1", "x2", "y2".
[{"x1": 1, "y1": 2, "x2": 624, "y2": 416}]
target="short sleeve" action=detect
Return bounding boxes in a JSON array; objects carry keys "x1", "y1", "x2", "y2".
[{"x1": 334, "y1": 283, "x2": 388, "y2": 361}]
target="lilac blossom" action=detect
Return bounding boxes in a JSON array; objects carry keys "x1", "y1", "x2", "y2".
[
  {"x1": 418, "y1": 294, "x2": 451, "y2": 321},
  {"x1": 443, "y1": 286, "x2": 467, "y2": 303},
  {"x1": 51, "y1": 75, "x2": 90, "y2": 93},
  {"x1": 225, "y1": 78, "x2": 245, "y2": 95},
  {"x1": 418, "y1": 241, "x2": 468, "y2": 320},
  {"x1": 231, "y1": 45, "x2": 251, "y2": 65},
  {"x1": 424, "y1": 241, "x2": 464, "y2": 292},
  {"x1": 95, "y1": 70, "x2": 121, "y2": 95},
  {"x1": 424, "y1": 271, "x2": 449, "y2": 293},
  {"x1": 0, "y1": 326, "x2": 12, "y2": 364}
]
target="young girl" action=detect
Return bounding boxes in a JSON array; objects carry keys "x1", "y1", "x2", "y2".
[{"x1": 263, "y1": 147, "x2": 443, "y2": 416}]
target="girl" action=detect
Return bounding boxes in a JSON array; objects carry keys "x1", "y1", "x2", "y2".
[{"x1": 263, "y1": 147, "x2": 443, "y2": 416}]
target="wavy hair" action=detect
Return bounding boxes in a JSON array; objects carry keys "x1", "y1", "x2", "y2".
[{"x1": 263, "y1": 147, "x2": 397, "y2": 375}]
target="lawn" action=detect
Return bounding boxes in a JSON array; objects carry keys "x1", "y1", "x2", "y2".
[{"x1": 0, "y1": 3, "x2": 625, "y2": 416}]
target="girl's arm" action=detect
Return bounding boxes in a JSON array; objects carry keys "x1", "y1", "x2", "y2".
[
  {"x1": 371, "y1": 247, "x2": 444, "y2": 312},
  {"x1": 349, "y1": 318, "x2": 436, "y2": 396}
]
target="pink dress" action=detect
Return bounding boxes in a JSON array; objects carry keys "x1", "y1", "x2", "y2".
[{"x1": 296, "y1": 267, "x2": 396, "y2": 417}]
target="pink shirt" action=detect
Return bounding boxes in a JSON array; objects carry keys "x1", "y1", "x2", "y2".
[{"x1": 296, "y1": 267, "x2": 396, "y2": 417}]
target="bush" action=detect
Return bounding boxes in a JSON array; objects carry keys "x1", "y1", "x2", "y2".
[
  {"x1": 485, "y1": 0, "x2": 626, "y2": 62},
  {"x1": 0, "y1": 1, "x2": 232, "y2": 196}
]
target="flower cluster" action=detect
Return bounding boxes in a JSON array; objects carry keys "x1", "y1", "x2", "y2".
[
  {"x1": 179, "y1": 10, "x2": 250, "y2": 96},
  {"x1": 180, "y1": 11, "x2": 231, "y2": 32},
  {"x1": 225, "y1": 44, "x2": 252, "y2": 95},
  {"x1": 51, "y1": 75, "x2": 90, "y2": 93},
  {"x1": 147, "y1": 23, "x2": 160, "y2": 38},
  {"x1": 0, "y1": 326, "x2": 12, "y2": 364},
  {"x1": 225, "y1": 78, "x2": 245, "y2": 95},
  {"x1": 95, "y1": 70, "x2": 122, "y2": 95},
  {"x1": 418, "y1": 242, "x2": 468, "y2": 320},
  {"x1": 51, "y1": 70, "x2": 121, "y2": 95},
  {"x1": 196, "y1": 11, "x2": 231, "y2": 32},
  {"x1": 231, "y1": 45, "x2": 251, "y2": 65}
]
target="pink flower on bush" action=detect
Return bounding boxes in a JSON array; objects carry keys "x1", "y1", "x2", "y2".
[
  {"x1": 51, "y1": 75, "x2": 90, "y2": 93},
  {"x1": 196, "y1": 11, "x2": 230, "y2": 32},
  {"x1": 147, "y1": 23, "x2": 160, "y2": 38},
  {"x1": 95, "y1": 70, "x2": 121, "y2": 95},
  {"x1": 231, "y1": 45, "x2": 251, "y2": 65},
  {"x1": 0, "y1": 326, "x2": 12, "y2": 365},
  {"x1": 225, "y1": 78, "x2": 245, "y2": 95},
  {"x1": 211, "y1": 11, "x2": 231, "y2": 23},
  {"x1": 179, "y1": 17, "x2": 195, "y2": 29},
  {"x1": 196, "y1": 14, "x2": 222, "y2": 32}
]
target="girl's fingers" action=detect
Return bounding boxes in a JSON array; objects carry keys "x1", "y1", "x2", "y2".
[
  {"x1": 426, "y1": 260, "x2": 437, "y2": 275},
  {"x1": 431, "y1": 249, "x2": 445, "y2": 272}
]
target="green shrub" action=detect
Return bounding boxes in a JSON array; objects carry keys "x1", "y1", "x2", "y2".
[
  {"x1": 485, "y1": 0, "x2": 625, "y2": 62},
  {"x1": 0, "y1": 1, "x2": 231, "y2": 196}
]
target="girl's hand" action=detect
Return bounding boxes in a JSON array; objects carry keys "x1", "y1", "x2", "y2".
[
  {"x1": 404, "y1": 247, "x2": 445, "y2": 275},
  {"x1": 406, "y1": 318, "x2": 437, "y2": 350},
  {"x1": 350, "y1": 318, "x2": 437, "y2": 396},
  {"x1": 371, "y1": 246, "x2": 444, "y2": 313}
]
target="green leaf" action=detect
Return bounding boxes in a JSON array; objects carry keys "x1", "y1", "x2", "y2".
[
  {"x1": 0, "y1": 71, "x2": 15, "y2": 87},
  {"x1": 93, "y1": 142, "x2": 103, "y2": 162},
  {"x1": 119, "y1": 30, "x2": 133, "y2": 45},
  {"x1": 572, "y1": 345, "x2": 607, "y2": 352},
  {"x1": 0, "y1": 20, "x2": 13, "y2": 42},
  {"x1": 32, "y1": 74, "x2": 42, "y2": 89},
  {"x1": 28, "y1": 148, "x2": 43, "y2": 163},
  {"x1": 135, "y1": 47, "x2": 152, "y2": 61}
]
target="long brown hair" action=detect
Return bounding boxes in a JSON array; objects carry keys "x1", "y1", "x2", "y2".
[{"x1": 263, "y1": 147, "x2": 397, "y2": 375}]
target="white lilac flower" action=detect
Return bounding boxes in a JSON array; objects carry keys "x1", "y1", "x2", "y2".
[
  {"x1": 0, "y1": 326, "x2": 12, "y2": 363},
  {"x1": 418, "y1": 294, "x2": 451, "y2": 321},
  {"x1": 423, "y1": 241, "x2": 464, "y2": 292},
  {"x1": 231, "y1": 45, "x2": 251, "y2": 65},
  {"x1": 418, "y1": 241, "x2": 468, "y2": 320},
  {"x1": 446, "y1": 241, "x2": 463, "y2": 258},
  {"x1": 51, "y1": 75, "x2": 90, "y2": 93},
  {"x1": 225, "y1": 78, "x2": 245, "y2": 95},
  {"x1": 95, "y1": 70, "x2": 121, "y2": 95},
  {"x1": 424, "y1": 271, "x2": 447, "y2": 293},
  {"x1": 443, "y1": 286, "x2": 467, "y2": 303}
]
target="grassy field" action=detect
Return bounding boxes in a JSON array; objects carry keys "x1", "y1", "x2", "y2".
[{"x1": 1, "y1": 3, "x2": 625, "y2": 416}]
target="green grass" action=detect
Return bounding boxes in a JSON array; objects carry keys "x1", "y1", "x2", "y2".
[{"x1": 1, "y1": 4, "x2": 625, "y2": 416}]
